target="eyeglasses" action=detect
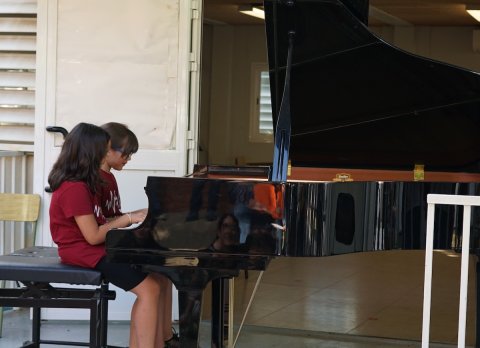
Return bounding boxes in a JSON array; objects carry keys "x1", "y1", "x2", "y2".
[{"x1": 112, "y1": 147, "x2": 132, "y2": 159}]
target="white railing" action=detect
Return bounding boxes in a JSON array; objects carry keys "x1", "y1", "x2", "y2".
[{"x1": 422, "y1": 194, "x2": 480, "y2": 348}]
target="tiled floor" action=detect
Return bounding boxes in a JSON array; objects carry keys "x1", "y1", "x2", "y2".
[
  {"x1": 0, "y1": 250, "x2": 475, "y2": 347},
  {"x1": 207, "y1": 250, "x2": 476, "y2": 347}
]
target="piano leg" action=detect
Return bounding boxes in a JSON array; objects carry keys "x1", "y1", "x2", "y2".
[
  {"x1": 146, "y1": 267, "x2": 238, "y2": 348},
  {"x1": 178, "y1": 289, "x2": 203, "y2": 347},
  {"x1": 211, "y1": 277, "x2": 229, "y2": 348}
]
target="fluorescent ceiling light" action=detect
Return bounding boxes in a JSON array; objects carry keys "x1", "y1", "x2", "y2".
[
  {"x1": 466, "y1": 5, "x2": 480, "y2": 22},
  {"x1": 238, "y1": 5, "x2": 265, "y2": 20}
]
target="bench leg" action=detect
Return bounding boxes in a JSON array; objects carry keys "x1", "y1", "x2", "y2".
[
  {"x1": 90, "y1": 297, "x2": 100, "y2": 348},
  {"x1": 100, "y1": 283, "x2": 109, "y2": 348},
  {"x1": 0, "y1": 285, "x2": 119, "y2": 348},
  {"x1": 31, "y1": 307, "x2": 41, "y2": 347},
  {"x1": 0, "y1": 279, "x2": 4, "y2": 338},
  {"x1": 92, "y1": 283, "x2": 115, "y2": 348}
]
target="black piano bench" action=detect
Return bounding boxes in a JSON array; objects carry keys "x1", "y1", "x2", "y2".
[{"x1": 0, "y1": 246, "x2": 121, "y2": 348}]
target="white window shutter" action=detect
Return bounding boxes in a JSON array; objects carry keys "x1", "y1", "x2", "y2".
[
  {"x1": 0, "y1": 0, "x2": 36, "y2": 151},
  {"x1": 249, "y1": 63, "x2": 273, "y2": 143},
  {"x1": 259, "y1": 71, "x2": 273, "y2": 135}
]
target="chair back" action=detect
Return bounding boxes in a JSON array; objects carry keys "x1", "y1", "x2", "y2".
[
  {"x1": 0, "y1": 193, "x2": 40, "y2": 337},
  {"x1": 0, "y1": 193, "x2": 40, "y2": 223}
]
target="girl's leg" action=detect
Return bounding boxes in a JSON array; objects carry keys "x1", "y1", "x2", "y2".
[
  {"x1": 129, "y1": 319, "x2": 137, "y2": 348},
  {"x1": 162, "y1": 280, "x2": 174, "y2": 338},
  {"x1": 152, "y1": 274, "x2": 174, "y2": 343},
  {"x1": 129, "y1": 274, "x2": 162, "y2": 348}
]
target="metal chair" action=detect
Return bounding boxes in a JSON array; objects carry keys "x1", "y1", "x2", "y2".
[{"x1": 0, "y1": 193, "x2": 40, "y2": 337}]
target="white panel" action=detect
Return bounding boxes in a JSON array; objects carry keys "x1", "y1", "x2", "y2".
[
  {"x1": 0, "y1": 53, "x2": 35, "y2": 69},
  {"x1": 122, "y1": 149, "x2": 185, "y2": 171},
  {"x1": 0, "y1": 1, "x2": 36, "y2": 149},
  {"x1": 0, "y1": 18, "x2": 36, "y2": 32},
  {"x1": 115, "y1": 169, "x2": 175, "y2": 209},
  {"x1": 0, "y1": 108, "x2": 35, "y2": 124},
  {"x1": 0, "y1": 71, "x2": 35, "y2": 87},
  {"x1": 0, "y1": 0, "x2": 37, "y2": 13},
  {"x1": 0, "y1": 143, "x2": 33, "y2": 151},
  {"x1": 0, "y1": 36, "x2": 36, "y2": 51},
  {"x1": 56, "y1": 0, "x2": 179, "y2": 150},
  {"x1": 0, "y1": 90, "x2": 34, "y2": 105},
  {"x1": 0, "y1": 124, "x2": 34, "y2": 142}
]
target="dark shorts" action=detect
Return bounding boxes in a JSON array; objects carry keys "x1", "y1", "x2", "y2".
[{"x1": 95, "y1": 257, "x2": 148, "y2": 291}]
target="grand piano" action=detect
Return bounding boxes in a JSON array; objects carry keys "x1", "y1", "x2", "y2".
[{"x1": 106, "y1": 0, "x2": 480, "y2": 347}]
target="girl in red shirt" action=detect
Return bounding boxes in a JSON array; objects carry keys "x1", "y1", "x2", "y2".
[
  {"x1": 48, "y1": 122, "x2": 175, "y2": 348},
  {"x1": 99, "y1": 122, "x2": 177, "y2": 347}
]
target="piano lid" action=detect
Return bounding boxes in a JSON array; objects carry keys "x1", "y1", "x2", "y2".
[{"x1": 264, "y1": 0, "x2": 480, "y2": 172}]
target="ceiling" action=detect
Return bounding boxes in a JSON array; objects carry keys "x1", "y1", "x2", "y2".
[{"x1": 203, "y1": 0, "x2": 480, "y2": 27}]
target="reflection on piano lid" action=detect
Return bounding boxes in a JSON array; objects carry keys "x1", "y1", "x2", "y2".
[{"x1": 265, "y1": 0, "x2": 480, "y2": 173}]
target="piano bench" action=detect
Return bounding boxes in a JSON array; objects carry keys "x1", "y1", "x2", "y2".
[{"x1": 0, "y1": 246, "x2": 118, "y2": 348}]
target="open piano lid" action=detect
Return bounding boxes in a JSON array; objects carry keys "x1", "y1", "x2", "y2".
[{"x1": 264, "y1": 0, "x2": 480, "y2": 173}]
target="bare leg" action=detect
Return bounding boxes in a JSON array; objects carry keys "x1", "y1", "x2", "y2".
[
  {"x1": 129, "y1": 274, "x2": 162, "y2": 348},
  {"x1": 152, "y1": 273, "x2": 171, "y2": 346},
  {"x1": 129, "y1": 318, "x2": 137, "y2": 348},
  {"x1": 163, "y1": 280, "x2": 174, "y2": 339}
]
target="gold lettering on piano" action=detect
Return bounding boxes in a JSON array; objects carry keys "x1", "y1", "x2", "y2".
[
  {"x1": 333, "y1": 173, "x2": 353, "y2": 182},
  {"x1": 414, "y1": 164, "x2": 425, "y2": 181}
]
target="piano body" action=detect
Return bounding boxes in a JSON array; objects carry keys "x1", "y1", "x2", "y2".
[{"x1": 106, "y1": 0, "x2": 480, "y2": 347}]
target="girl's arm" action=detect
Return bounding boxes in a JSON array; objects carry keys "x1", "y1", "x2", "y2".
[
  {"x1": 98, "y1": 209, "x2": 146, "y2": 228},
  {"x1": 75, "y1": 213, "x2": 131, "y2": 245}
]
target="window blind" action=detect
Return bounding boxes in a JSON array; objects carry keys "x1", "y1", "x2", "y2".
[
  {"x1": 259, "y1": 71, "x2": 273, "y2": 135},
  {"x1": 0, "y1": 0, "x2": 36, "y2": 151}
]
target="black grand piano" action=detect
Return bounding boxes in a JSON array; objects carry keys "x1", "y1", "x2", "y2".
[{"x1": 106, "y1": 0, "x2": 480, "y2": 347}]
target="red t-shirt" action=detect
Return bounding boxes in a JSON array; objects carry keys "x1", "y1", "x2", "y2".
[
  {"x1": 98, "y1": 170, "x2": 122, "y2": 218},
  {"x1": 49, "y1": 181, "x2": 107, "y2": 268}
]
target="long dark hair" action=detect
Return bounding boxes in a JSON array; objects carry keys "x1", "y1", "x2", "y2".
[{"x1": 48, "y1": 123, "x2": 110, "y2": 193}]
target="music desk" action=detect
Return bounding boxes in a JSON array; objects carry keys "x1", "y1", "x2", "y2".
[{"x1": 0, "y1": 246, "x2": 118, "y2": 348}]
